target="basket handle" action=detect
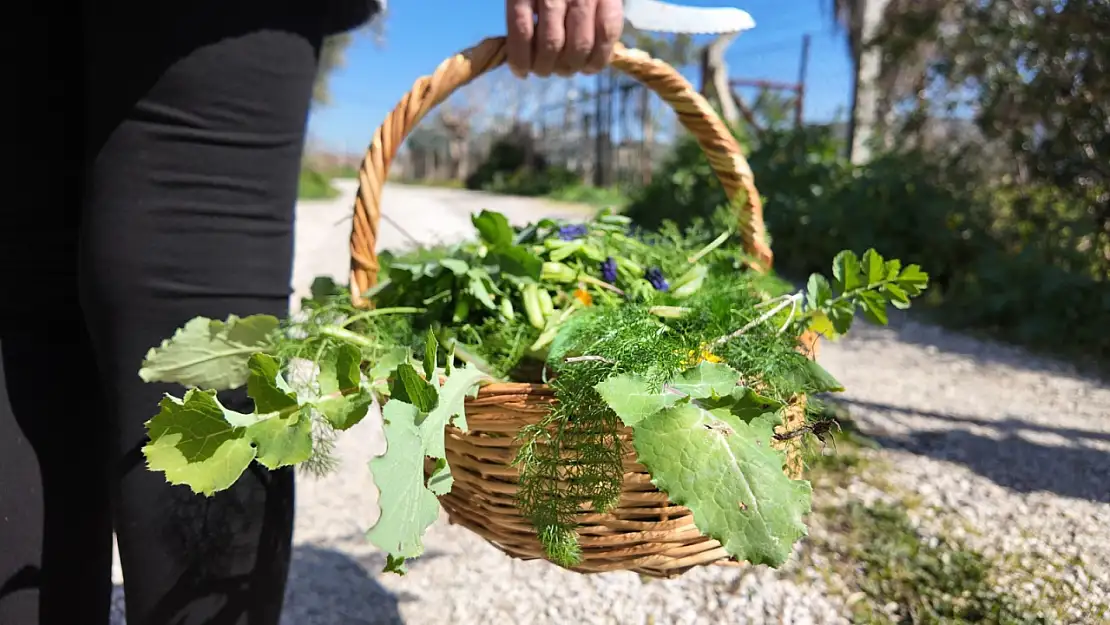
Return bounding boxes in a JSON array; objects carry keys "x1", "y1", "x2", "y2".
[{"x1": 347, "y1": 36, "x2": 772, "y2": 307}]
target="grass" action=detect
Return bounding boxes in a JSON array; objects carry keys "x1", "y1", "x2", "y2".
[
  {"x1": 798, "y1": 402, "x2": 1063, "y2": 624},
  {"x1": 298, "y1": 167, "x2": 340, "y2": 200}
]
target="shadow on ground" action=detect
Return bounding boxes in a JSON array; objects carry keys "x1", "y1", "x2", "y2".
[
  {"x1": 111, "y1": 545, "x2": 430, "y2": 625},
  {"x1": 839, "y1": 398, "x2": 1110, "y2": 504}
]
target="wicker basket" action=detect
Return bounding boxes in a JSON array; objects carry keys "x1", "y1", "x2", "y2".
[{"x1": 345, "y1": 37, "x2": 820, "y2": 579}]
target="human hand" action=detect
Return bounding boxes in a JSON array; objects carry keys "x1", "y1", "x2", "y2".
[{"x1": 506, "y1": 0, "x2": 624, "y2": 78}]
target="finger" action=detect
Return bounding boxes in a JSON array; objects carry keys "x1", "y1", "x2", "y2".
[
  {"x1": 584, "y1": 0, "x2": 622, "y2": 74},
  {"x1": 557, "y1": 0, "x2": 596, "y2": 76},
  {"x1": 533, "y1": 0, "x2": 567, "y2": 78},
  {"x1": 506, "y1": 0, "x2": 535, "y2": 78}
]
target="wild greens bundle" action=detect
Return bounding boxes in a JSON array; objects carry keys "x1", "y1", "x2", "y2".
[{"x1": 137, "y1": 208, "x2": 929, "y2": 574}]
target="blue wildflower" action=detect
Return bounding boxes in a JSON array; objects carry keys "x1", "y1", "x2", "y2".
[
  {"x1": 601, "y1": 257, "x2": 618, "y2": 283},
  {"x1": 557, "y1": 224, "x2": 588, "y2": 241},
  {"x1": 645, "y1": 267, "x2": 669, "y2": 291}
]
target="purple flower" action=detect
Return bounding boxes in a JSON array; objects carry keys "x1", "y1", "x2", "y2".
[
  {"x1": 557, "y1": 224, "x2": 588, "y2": 241},
  {"x1": 645, "y1": 267, "x2": 669, "y2": 291},
  {"x1": 601, "y1": 257, "x2": 617, "y2": 283}
]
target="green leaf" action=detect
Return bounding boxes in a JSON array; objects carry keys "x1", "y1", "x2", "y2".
[
  {"x1": 831, "y1": 250, "x2": 863, "y2": 294},
  {"x1": 492, "y1": 246, "x2": 543, "y2": 279},
  {"x1": 784, "y1": 359, "x2": 844, "y2": 394},
  {"x1": 369, "y1": 347, "x2": 408, "y2": 389},
  {"x1": 309, "y1": 276, "x2": 341, "y2": 301},
  {"x1": 828, "y1": 299, "x2": 856, "y2": 335},
  {"x1": 392, "y1": 364, "x2": 438, "y2": 413},
  {"x1": 858, "y1": 290, "x2": 889, "y2": 325},
  {"x1": 703, "y1": 386, "x2": 784, "y2": 424},
  {"x1": 472, "y1": 210, "x2": 515, "y2": 248},
  {"x1": 247, "y1": 354, "x2": 299, "y2": 413},
  {"x1": 883, "y1": 258, "x2": 903, "y2": 280},
  {"x1": 383, "y1": 554, "x2": 408, "y2": 575},
  {"x1": 142, "y1": 391, "x2": 257, "y2": 496},
  {"x1": 670, "y1": 361, "x2": 741, "y2": 399},
  {"x1": 881, "y1": 284, "x2": 912, "y2": 310},
  {"x1": 246, "y1": 411, "x2": 313, "y2": 469},
  {"x1": 417, "y1": 364, "x2": 485, "y2": 458},
  {"x1": 466, "y1": 270, "x2": 498, "y2": 309},
  {"x1": 805, "y1": 274, "x2": 833, "y2": 310},
  {"x1": 426, "y1": 457, "x2": 454, "y2": 496},
  {"x1": 438, "y1": 258, "x2": 469, "y2": 275},
  {"x1": 594, "y1": 373, "x2": 681, "y2": 427},
  {"x1": 315, "y1": 344, "x2": 373, "y2": 430},
  {"x1": 806, "y1": 311, "x2": 837, "y2": 339},
  {"x1": 861, "y1": 249, "x2": 886, "y2": 286},
  {"x1": 139, "y1": 315, "x2": 278, "y2": 390},
  {"x1": 632, "y1": 403, "x2": 812, "y2": 567},
  {"x1": 895, "y1": 264, "x2": 929, "y2": 296},
  {"x1": 423, "y1": 331, "x2": 439, "y2": 381},
  {"x1": 366, "y1": 401, "x2": 442, "y2": 561}
]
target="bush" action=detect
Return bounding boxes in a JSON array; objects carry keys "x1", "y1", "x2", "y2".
[
  {"x1": 298, "y1": 166, "x2": 339, "y2": 200},
  {"x1": 624, "y1": 126, "x2": 1110, "y2": 367}
]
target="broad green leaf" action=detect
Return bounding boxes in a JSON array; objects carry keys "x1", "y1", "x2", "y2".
[
  {"x1": 366, "y1": 401, "x2": 442, "y2": 561},
  {"x1": 828, "y1": 299, "x2": 855, "y2": 335},
  {"x1": 806, "y1": 311, "x2": 837, "y2": 339},
  {"x1": 309, "y1": 276, "x2": 341, "y2": 301},
  {"x1": 417, "y1": 364, "x2": 486, "y2": 458},
  {"x1": 595, "y1": 373, "x2": 681, "y2": 427},
  {"x1": 782, "y1": 359, "x2": 844, "y2": 394},
  {"x1": 438, "y1": 258, "x2": 469, "y2": 275},
  {"x1": 881, "y1": 284, "x2": 912, "y2": 310},
  {"x1": 832, "y1": 250, "x2": 863, "y2": 294},
  {"x1": 139, "y1": 315, "x2": 278, "y2": 390},
  {"x1": 472, "y1": 210, "x2": 515, "y2": 248},
  {"x1": 703, "y1": 386, "x2": 784, "y2": 424},
  {"x1": 392, "y1": 364, "x2": 438, "y2": 413},
  {"x1": 805, "y1": 274, "x2": 833, "y2": 310},
  {"x1": 671, "y1": 361, "x2": 741, "y2": 399},
  {"x1": 246, "y1": 411, "x2": 313, "y2": 469},
  {"x1": 492, "y1": 246, "x2": 543, "y2": 279},
  {"x1": 858, "y1": 290, "x2": 889, "y2": 325},
  {"x1": 632, "y1": 403, "x2": 812, "y2": 567},
  {"x1": 315, "y1": 344, "x2": 373, "y2": 430},
  {"x1": 369, "y1": 347, "x2": 408, "y2": 392},
  {"x1": 247, "y1": 354, "x2": 299, "y2": 413},
  {"x1": 883, "y1": 258, "x2": 903, "y2": 280},
  {"x1": 861, "y1": 249, "x2": 885, "y2": 286},
  {"x1": 426, "y1": 457, "x2": 454, "y2": 496},
  {"x1": 142, "y1": 391, "x2": 257, "y2": 496}
]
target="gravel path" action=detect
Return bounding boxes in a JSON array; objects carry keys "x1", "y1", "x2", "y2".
[{"x1": 110, "y1": 182, "x2": 1110, "y2": 624}]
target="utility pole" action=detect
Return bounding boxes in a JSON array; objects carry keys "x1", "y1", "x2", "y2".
[
  {"x1": 848, "y1": 0, "x2": 891, "y2": 164},
  {"x1": 795, "y1": 33, "x2": 811, "y2": 128}
]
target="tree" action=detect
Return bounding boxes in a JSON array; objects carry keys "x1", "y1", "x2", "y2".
[{"x1": 313, "y1": 11, "x2": 389, "y2": 106}]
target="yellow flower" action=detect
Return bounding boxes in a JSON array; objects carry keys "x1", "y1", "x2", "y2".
[
  {"x1": 685, "y1": 345, "x2": 722, "y2": 366},
  {"x1": 573, "y1": 288, "x2": 593, "y2": 306}
]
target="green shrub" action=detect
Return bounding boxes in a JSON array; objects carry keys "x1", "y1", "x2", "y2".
[
  {"x1": 298, "y1": 167, "x2": 339, "y2": 200},
  {"x1": 624, "y1": 126, "x2": 1110, "y2": 367}
]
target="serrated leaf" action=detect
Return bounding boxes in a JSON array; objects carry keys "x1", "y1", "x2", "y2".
[
  {"x1": 472, "y1": 210, "x2": 515, "y2": 248},
  {"x1": 315, "y1": 344, "x2": 373, "y2": 430},
  {"x1": 858, "y1": 290, "x2": 889, "y2": 325},
  {"x1": 366, "y1": 401, "x2": 442, "y2": 561},
  {"x1": 142, "y1": 391, "x2": 258, "y2": 496},
  {"x1": 884, "y1": 258, "x2": 903, "y2": 280},
  {"x1": 805, "y1": 274, "x2": 833, "y2": 310},
  {"x1": 595, "y1": 373, "x2": 681, "y2": 427},
  {"x1": 632, "y1": 403, "x2": 812, "y2": 567},
  {"x1": 417, "y1": 364, "x2": 485, "y2": 458},
  {"x1": 828, "y1": 299, "x2": 856, "y2": 335},
  {"x1": 246, "y1": 411, "x2": 313, "y2": 469},
  {"x1": 861, "y1": 249, "x2": 885, "y2": 286},
  {"x1": 896, "y1": 264, "x2": 929, "y2": 296},
  {"x1": 832, "y1": 250, "x2": 863, "y2": 294},
  {"x1": 703, "y1": 386, "x2": 784, "y2": 424},
  {"x1": 671, "y1": 361, "x2": 741, "y2": 399},
  {"x1": 882, "y1": 283, "x2": 912, "y2": 310},
  {"x1": 139, "y1": 315, "x2": 278, "y2": 390},
  {"x1": 392, "y1": 364, "x2": 438, "y2": 413}
]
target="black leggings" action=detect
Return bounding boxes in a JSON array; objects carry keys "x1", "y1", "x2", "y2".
[{"x1": 0, "y1": 2, "x2": 374, "y2": 624}]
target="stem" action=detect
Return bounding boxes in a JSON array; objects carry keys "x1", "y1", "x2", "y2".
[
  {"x1": 564, "y1": 355, "x2": 615, "y2": 364},
  {"x1": 578, "y1": 274, "x2": 625, "y2": 296},
  {"x1": 340, "y1": 307, "x2": 426, "y2": 328},
  {"x1": 687, "y1": 230, "x2": 731, "y2": 264},
  {"x1": 318, "y1": 325, "x2": 378, "y2": 350},
  {"x1": 711, "y1": 293, "x2": 803, "y2": 348}
]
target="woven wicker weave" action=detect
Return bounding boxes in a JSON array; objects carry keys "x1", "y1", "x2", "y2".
[{"x1": 346, "y1": 37, "x2": 818, "y2": 579}]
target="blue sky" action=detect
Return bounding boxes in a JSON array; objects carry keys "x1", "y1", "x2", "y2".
[{"x1": 308, "y1": 0, "x2": 855, "y2": 153}]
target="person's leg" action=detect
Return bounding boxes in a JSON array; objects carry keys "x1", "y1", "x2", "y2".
[
  {"x1": 80, "y1": 2, "x2": 333, "y2": 623},
  {"x1": 0, "y1": 5, "x2": 115, "y2": 625}
]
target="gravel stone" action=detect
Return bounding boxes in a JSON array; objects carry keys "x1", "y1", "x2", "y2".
[{"x1": 108, "y1": 184, "x2": 1110, "y2": 624}]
